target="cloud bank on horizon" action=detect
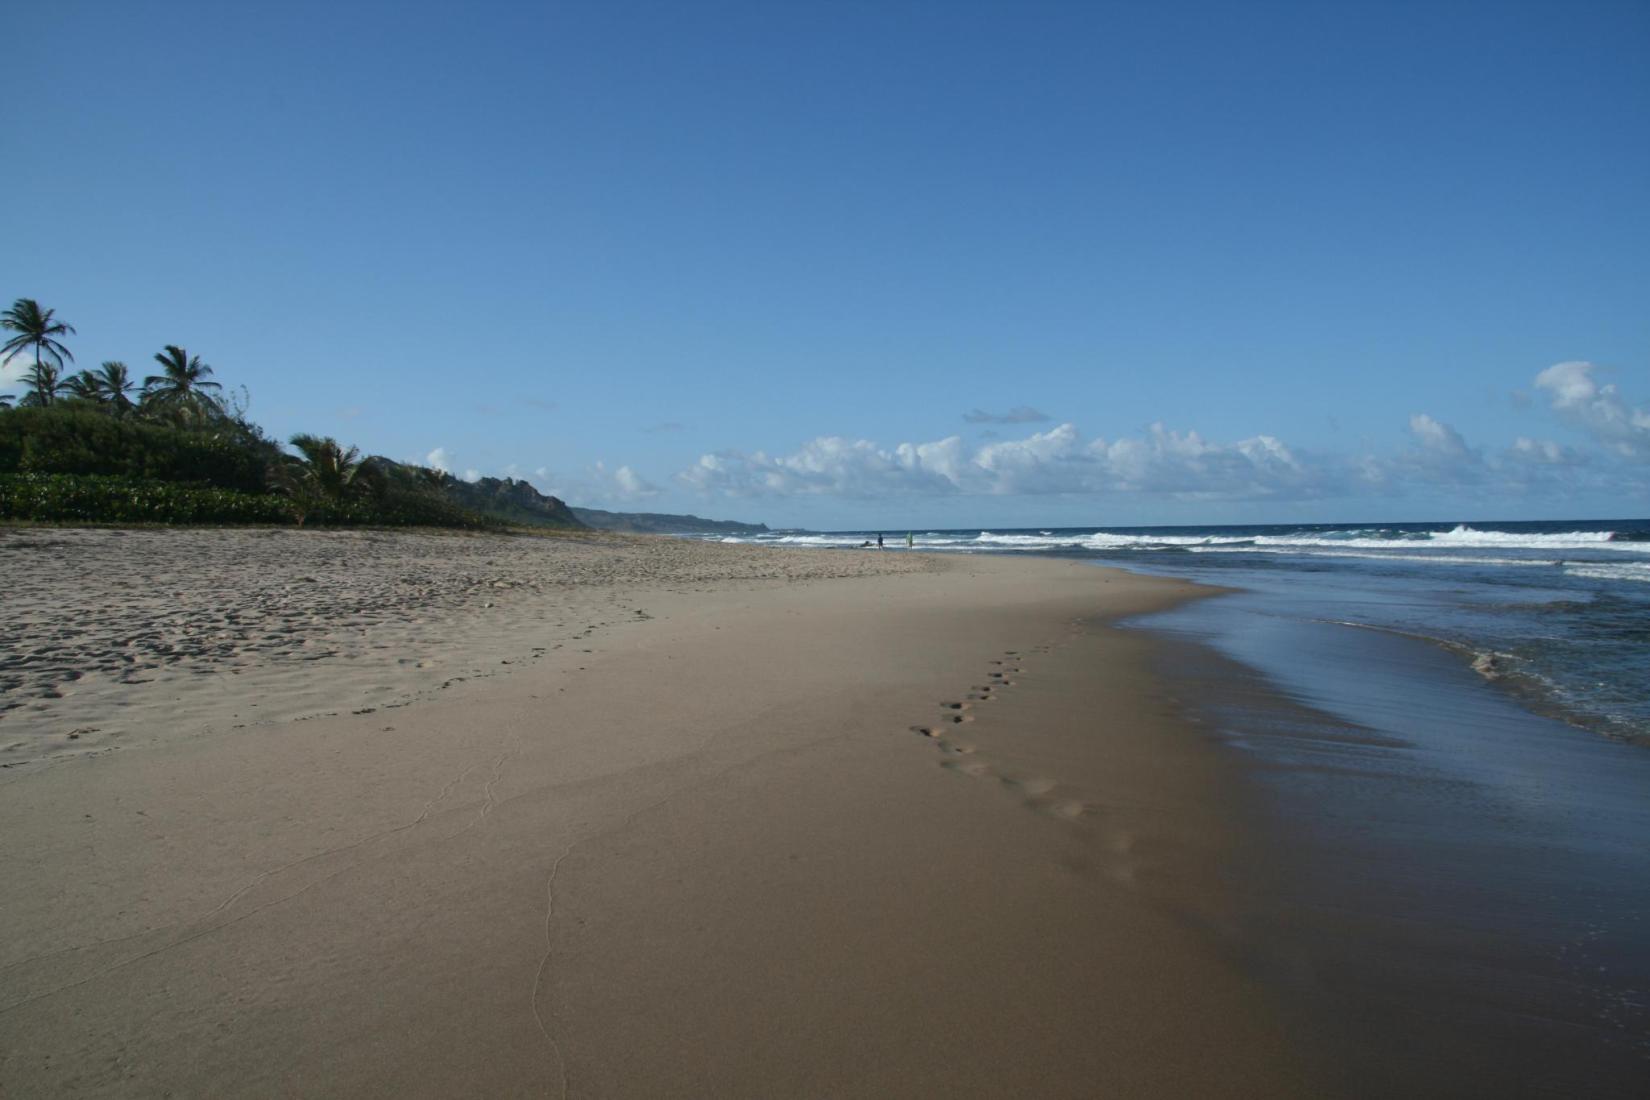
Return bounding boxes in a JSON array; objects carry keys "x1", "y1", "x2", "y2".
[
  {"x1": 417, "y1": 362, "x2": 1645, "y2": 517},
  {"x1": 677, "y1": 362, "x2": 1646, "y2": 506}
]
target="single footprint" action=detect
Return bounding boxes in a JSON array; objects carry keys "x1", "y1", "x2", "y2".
[{"x1": 999, "y1": 775, "x2": 1056, "y2": 798}]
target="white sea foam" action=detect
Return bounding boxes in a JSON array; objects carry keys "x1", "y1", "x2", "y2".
[
  {"x1": 769, "y1": 534, "x2": 877, "y2": 547},
  {"x1": 973, "y1": 531, "x2": 1256, "y2": 551},
  {"x1": 1245, "y1": 526, "x2": 1635, "y2": 553},
  {"x1": 1189, "y1": 547, "x2": 1560, "y2": 568},
  {"x1": 970, "y1": 525, "x2": 1647, "y2": 556},
  {"x1": 1562, "y1": 561, "x2": 1650, "y2": 584},
  {"x1": 724, "y1": 524, "x2": 1650, "y2": 561}
]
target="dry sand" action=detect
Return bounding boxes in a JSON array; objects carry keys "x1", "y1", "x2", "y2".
[
  {"x1": 0, "y1": 527, "x2": 929, "y2": 768},
  {"x1": 0, "y1": 527, "x2": 1315, "y2": 1097}
]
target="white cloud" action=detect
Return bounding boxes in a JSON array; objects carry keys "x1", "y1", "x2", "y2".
[
  {"x1": 1508, "y1": 437, "x2": 1581, "y2": 466},
  {"x1": 611, "y1": 464, "x2": 661, "y2": 499},
  {"x1": 679, "y1": 422, "x2": 1346, "y2": 501},
  {"x1": 1, "y1": 358, "x2": 33, "y2": 389},
  {"x1": 423, "y1": 448, "x2": 481, "y2": 482},
  {"x1": 679, "y1": 437, "x2": 963, "y2": 498},
  {"x1": 427, "y1": 362, "x2": 1646, "y2": 514},
  {"x1": 1393, "y1": 414, "x2": 1484, "y2": 486},
  {"x1": 531, "y1": 461, "x2": 662, "y2": 506},
  {"x1": 1535, "y1": 361, "x2": 1650, "y2": 459},
  {"x1": 1408, "y1": 413, "x2": 1471, "y2": 458},
  {"x1": 1096, "y1": 425, "x2": 1331, "y2": 497},
  {"x1": 675, "y1": 389, "x2": 1649, "y2": 507}
]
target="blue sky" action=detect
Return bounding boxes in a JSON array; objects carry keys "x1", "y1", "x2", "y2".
[{"x1": 9, "y1": 0, "x2": 1648, "y2": 529}]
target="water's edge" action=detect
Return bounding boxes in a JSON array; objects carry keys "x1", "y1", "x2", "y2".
[{"x1": 1123, "y1": 582, "x2": 1650, "y2": 1096}]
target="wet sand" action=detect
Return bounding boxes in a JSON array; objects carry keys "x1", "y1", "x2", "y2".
[
  {"x1": 0, "y1": 529, "x2": 1313, "y2": 1097},
  {"x1": 1138, "y1": 591, "x2": 1650, "y2": 1097}
]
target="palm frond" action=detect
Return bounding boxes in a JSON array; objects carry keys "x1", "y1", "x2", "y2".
[
  {"x1": 1, "y1": 299, "x2": 75, "y2": 367},
  {"x1": 284, "y1": 433, "x2": 370, "y2": 500},
  {"x1": 63, "y1": 370, "x2": 101, "y2": 400}
]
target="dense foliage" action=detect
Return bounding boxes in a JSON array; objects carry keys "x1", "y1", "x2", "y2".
[
  {"x1": 0, "y1": 406, "x2": 272, "y2": 491},
  {"x1": 0, "y1": 473, "x2": 505, "y2": 528},
  {"x1": 0, "y1": 473, "x2": 296, "y2": 525},
  {"x1": 0, "y1": 295, "x2": 569, "y2": 530}
]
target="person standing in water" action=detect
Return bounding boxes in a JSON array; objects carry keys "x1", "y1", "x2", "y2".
[
  {"x1": 906, "y1": 532, "x2": 914, "y2": 550},
  {"x1": 877, "y1": 533, "x2": 884, "y2": 549}
]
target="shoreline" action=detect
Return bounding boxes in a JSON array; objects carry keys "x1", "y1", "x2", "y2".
[
  {"x1": 1357, "y1": 620, "x2": 1650, "y2": 750},
  {"x1": 726, "y1": 519, "x2": 1650, "y2": 750},
  {"x1": 1129, "y1": 578, "x2": 1650, "y2": 1095},
  {"x1": 6, "y1": 528, "x2": 1644, "y2": 1094},
  {"x1": 1, "y1": 530, "x2": 1318, "y2": 1096}
]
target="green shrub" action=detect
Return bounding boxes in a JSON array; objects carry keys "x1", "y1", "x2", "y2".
[
  {"x1": 0, "y1": 473, "x2": 505, "y2": 529},
  {"x1": 0, "y1": 473, "x2": 296, "y2": 524},
  {"x1": 0, "y1": 406, "x2": 269, "y2": 491}
]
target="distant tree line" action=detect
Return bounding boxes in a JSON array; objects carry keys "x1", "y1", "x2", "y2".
[{"x1": 0, "y1": 297, "x2": 512, "y2": 528}]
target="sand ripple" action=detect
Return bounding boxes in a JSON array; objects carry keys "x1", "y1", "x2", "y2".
[{"x1": 0, "y1": 527, "x2": 928, "y2": 770}]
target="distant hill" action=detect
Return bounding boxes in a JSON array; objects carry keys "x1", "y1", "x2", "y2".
[
  {"x1": 441, "y1": 476, "x2": 584, "y2": 528},
  {"x1": 365, "y1": 460, "x2": 585, "y2": 529},
  {"x1": 571, "y1": 507, "x2": 768, "y2": 535}
]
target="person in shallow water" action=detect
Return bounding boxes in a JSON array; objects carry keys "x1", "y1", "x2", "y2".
[{"x1": 877, "y1": 533, "x2": 884, "y2": 549}]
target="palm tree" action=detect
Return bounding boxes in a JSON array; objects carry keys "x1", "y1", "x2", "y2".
[
  {"x1": 1, "y1": 298, "x2": 76, "y2": 376},
  {"x1": 18, "y1": 362, "x2": 65, "y2": 407},
  {"x1": 62, "y1": 369, "x2": 102, "y2": 401},
  {"x1": 142, "y1": 345, "x2": 222, "y2": 421},
  {"x1": 90, "y1": 361, "x2": 138, "y2": 413},
  {"x1": 285, "y1": 434, "x2": 378, "y2": 500}
]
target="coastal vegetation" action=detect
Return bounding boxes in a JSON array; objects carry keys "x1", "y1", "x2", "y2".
[{"x1": 0, "y1": 297, "x2": 579, "y2": 529}]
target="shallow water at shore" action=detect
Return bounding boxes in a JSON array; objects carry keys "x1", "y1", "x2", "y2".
[{"x1": 1132, "y1": 588, "x2": 1650, "y2": 1096}]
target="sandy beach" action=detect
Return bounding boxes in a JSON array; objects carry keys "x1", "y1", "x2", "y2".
[{"x1": 0, "y1": 527, "x2": 1325, "y2": 1097}]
